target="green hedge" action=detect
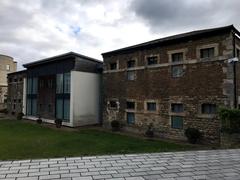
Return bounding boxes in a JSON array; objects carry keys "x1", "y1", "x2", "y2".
[{"x1": 219, "y1": 108, "x2": 240, "y2": 134}]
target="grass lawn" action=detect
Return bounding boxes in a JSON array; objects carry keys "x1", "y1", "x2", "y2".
[{"x1": 0, "y1": 119, "x2": 199, "y2": 160}]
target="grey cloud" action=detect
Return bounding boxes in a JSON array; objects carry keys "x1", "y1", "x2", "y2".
[{"x1": 130, "y1": 0, "x2": 240, "y2": 33}]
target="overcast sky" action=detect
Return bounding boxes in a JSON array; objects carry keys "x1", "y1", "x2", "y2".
[{"x1": 1, "y1": 0, "x2": 240, "y2": 70}]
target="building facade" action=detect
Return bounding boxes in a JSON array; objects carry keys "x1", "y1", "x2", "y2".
[
  {"x1": 22, "y1": 52, "x2": 103, "y2": 127},
  {"x1": 0, "y1": 54, "x2": 17, "y2": 110},
  {"x1": 7, "y1": 70, "x2": 27, "y2": 115},
  {"x1": 102, "y1": 25, "x2": 240, "y2": 144}
]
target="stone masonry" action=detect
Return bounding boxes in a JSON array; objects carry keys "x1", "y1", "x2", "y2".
[{"x1": 102, "y1": 25, "x2": 240, "y2": 144}]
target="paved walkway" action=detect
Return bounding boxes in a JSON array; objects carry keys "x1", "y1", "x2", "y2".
[{"x1": 0, "y1": 149, "x2": 240, "y2": 180}]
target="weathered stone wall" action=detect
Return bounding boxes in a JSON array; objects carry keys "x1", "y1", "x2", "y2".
[
  {"x1": 103, "y1": 32, "x2": 235, "y2": 144},
  {"x1": 7, "y1": 72, "x2": 26, "y2": 115}
]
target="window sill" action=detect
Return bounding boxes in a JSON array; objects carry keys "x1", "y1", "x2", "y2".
[{"x1": 197, "y1": 114, "x2": 217, "y2": 119}]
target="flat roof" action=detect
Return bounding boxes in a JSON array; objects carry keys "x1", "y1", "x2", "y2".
[
  {"x1": 102, "y1": 25, "x2": 240, "y2": 56},
  {"x1": 23, "y1": 52, "x2": 102, "y2": 68}
]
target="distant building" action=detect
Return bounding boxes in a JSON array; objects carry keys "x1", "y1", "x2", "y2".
[
  {"x1": 102, "y1": 25, "x2": 240, "y2": 144},
  {"x1": 0, "y1": 54, "x2": 17, "y2": 110},
  {"x1": 7, "y1": 70, "x2": 27, "y2": 115},
  {"x1": 21, "y1": 52, "x2": 103, "y2": 127}
]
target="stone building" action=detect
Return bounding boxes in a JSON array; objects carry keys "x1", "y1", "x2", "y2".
[
  {"x1": 102, "y1": 25, "x2": 240, "y2": 144},
  {"x1": 7, "y1": 70, "x2": 27, "y2": 115},
  {"x1": 0, "y1": 54, "x2": 17, "y2": 110}
]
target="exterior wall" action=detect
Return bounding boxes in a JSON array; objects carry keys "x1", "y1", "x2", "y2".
[
  {"x1": 0, "y1": 55, "x2": 17, "y2": 109},
  {"x1": 103, "y1": 32, "x2": 234, "y2": 144},
  {"x1": 71, "y1": 71, "x2": 101, "y2": 126},
  {"x1": 7, "y1": 72, "x2": 26, "y2": 115}
]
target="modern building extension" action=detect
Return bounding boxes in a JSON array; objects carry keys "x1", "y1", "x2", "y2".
[
  {"x1": 20, "y1": 52, "x2": 103, "y2": 127},
  {"x1": 102, "y1": 25, "x2": 240, "y2": 143},
  {"x1": 0, "y1": 54, "x2": 17, "y2": 110}
]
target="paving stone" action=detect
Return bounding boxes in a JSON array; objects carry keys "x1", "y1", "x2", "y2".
[
  {"x1": 39, "y1": 174, "x2": 60, "y2": 179},
  {"x1": 1, "y1": 149, "x2": 240, "y2": 180}
]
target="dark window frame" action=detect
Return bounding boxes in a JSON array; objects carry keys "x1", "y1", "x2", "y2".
[
  {"x1": 147, "y1": 102, "x2": 157, "y2": 111},
  {"x1": 147, "y1": 56, "x2": 158, "y2": 65},
  {"x1": 201, "y1": 103, "x2": 217, "y2": 114},
  {"x1": 171, "y1": 116, "x2": 183, "y2": 129},
  {"x1": 127, "y1": 112, "x2": 135, "y2": 125},
  {"x1": 126, "y1": 101, "x2": 135, "y2": 109},
  {"x1": 127, "y1": 60, "x2": 136, "y2": 68},
  {"x1": 109, "y1": 62, "x2": 117, "y2": 70},
  {"x1": 171, "y1": 103, "x2": 184, "y2": 113},
  {"x1": 172, "y1": 52, "x2": 183, "y2": 63},
  {"x1": 171, "y1": 65, "x2": 184, "y2": 78},
  {"x1": 200, "y1": 47, "x2": 215, "y2": 58}
]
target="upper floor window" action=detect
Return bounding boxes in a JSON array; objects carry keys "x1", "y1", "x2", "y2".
[
  {"x1": 201, "y1": 103, "x2": 216, "y2": 114},
  {"x1": 147, "y1": 56, "x2": 158, "y2": 65},
  {"x1": 171, "y1": 103, "x2": 184, "y2": 113},
  {"x1": 147, "y1": 102, "x2": 157, "y2": 111},
  {"x1": 110, "y1": 62, "x2": 117, "y2": 70},
  {"x1": 108, "y1": 100, "x2": 118, "y2": 109},
  {"x1": 6, "y1": 65, "x2": 10, "y2": 71},
  {"x1": 172, "y1": 53, "x2": 183, "y2": 62},
  {"x1": 127, "y1": 60, "x2": 136, "y2": 68},
  {"x1": 237, "y1": 49, "x2": 240, "y2": 59},
  {"x1": 127, "y1": 71, "x2": 135, "y2": 81},
  {"x1": 126, "y1": 101, "x2": 135, "y2": 109},
  {"x1": 200, "y1": 47, "x2": 214, "y2": 58},
  {"x1": 172, "y1": 65, "x2": 184, "y2": 78}
]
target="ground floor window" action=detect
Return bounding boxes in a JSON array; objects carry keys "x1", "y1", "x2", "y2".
[
  {"x1": 56, "y1": 98, "x2": 70, "y2": 121},
  {"x1": 171, "y1": 116, "x2": 183, "y2": 129},
  {"x1": 127, "y1": 112, "x2": 135, "y2": 125},
  {"x1": 201, "y1": 103, "x2": 216, "y2": 114}
]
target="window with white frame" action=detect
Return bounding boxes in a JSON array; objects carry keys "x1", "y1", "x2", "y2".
[{"x1": 146, "y1": 102, "x2": 157, "y2": 111}]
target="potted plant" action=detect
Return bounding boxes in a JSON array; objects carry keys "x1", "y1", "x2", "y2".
[
  {"x1": 36, "y1": 116, "x2": 42, "y2": 124},
  {"x1": 55, "y1": 119, "x2": 62, "y2": 128},
  {"x1": 111, "y1": 120, "x2": 120, "y2": 131},
  {"x1": 17, "y1": 112, "x2": 24, "y2": 120},
  {"x1": 185, "y1": 128, "x2": 202, "y2": 144},
  {"x1": 145, "y1": 123, "x2": 154, "y2": 138}
]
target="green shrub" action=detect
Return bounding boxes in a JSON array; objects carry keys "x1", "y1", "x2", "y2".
[
  {"x1": 0, "y1": 109, "x2": 8, "y2": 114},
  {"x1": 219, "y1": 108, "x2": 240, "y2": 134},
  {"x1": 111, "y1": 120, "x2": 120, "y2": 131},
  {"x1": 17, "y1": 112, "x2": 24, "y2": 120},
  {"x1": 55, "y1": 119, "x2": 62, "y2": 128},
  {"x1": 145, "y1": 123, "x2": 154, "y2": 138},
  {"x1": 185, "y1": 128, "x2": 202, "y2": 144}
]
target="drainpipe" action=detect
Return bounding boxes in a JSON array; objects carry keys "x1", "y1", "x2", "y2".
[{"x1": 232, "y1": 31, "x2": 237, "y2": 108}]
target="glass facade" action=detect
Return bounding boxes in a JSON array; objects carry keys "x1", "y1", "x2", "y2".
[
  {"x1": 26, "y1": 77, "x2": 38, "y2": 116},
  {"x1": 56, "y1": 72, "x2": 71, "y2": 121}
]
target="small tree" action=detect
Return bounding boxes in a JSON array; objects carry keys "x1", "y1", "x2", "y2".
[
  {"x1": 111, "y1": 120, "x2": 120, "y2": 131},
  {"x1": 219, "y1": 108, "x2": 240, "y2": 134}
]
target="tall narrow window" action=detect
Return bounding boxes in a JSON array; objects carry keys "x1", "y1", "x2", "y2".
[
  {"x1": 6, "y1": 65, "x2": 10, "y2": 71},
  {"x1": 127, "y1": 71, "x2": 135, "y2": 81},
  {"x1": 56, "y1": 73, "x2": 70, "y2": 121},
  {"x1": 127, "y1": 112, "x2": 135, "y2": 125},
  {"x1": 26, "y1": 77, "x2": 38, "y2": 116}
]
